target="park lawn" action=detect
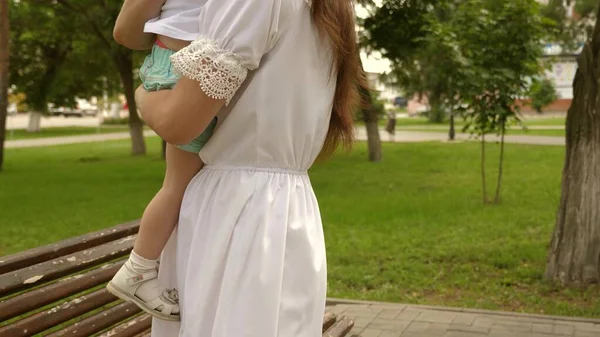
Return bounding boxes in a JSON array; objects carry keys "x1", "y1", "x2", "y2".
[
  {"x1": 392, "y1": 116, "x2": 566, "y2": 128},
  {"x1": 5, "y1": 126, "x2": 130, "y2": 140},
  {"x1": 522, "y1": 116, "x2": 566, "y2": 126},
  {"x1": 395, "y1": 127, "x2": 565, "y2": 137},
  {"x1": 2, "y1": 138, "x2": 599, "y2": 318},
  {"x1": 507, "y1": 128, "x2": 565, "y2": 137}
]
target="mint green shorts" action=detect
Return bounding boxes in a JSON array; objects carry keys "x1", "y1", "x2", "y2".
[{"x1": 140, "y1": 42, "x2": 217, "y2": 153}]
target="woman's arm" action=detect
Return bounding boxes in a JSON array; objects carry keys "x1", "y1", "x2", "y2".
[
  {"x1": 113, "y1": 0, "x2": 165, "y2": 50},
  {"x1": 136, "y1": 78, "x2": 225, "y2": 145}
]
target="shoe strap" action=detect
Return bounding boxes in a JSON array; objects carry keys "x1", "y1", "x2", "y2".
[{"x1": 126, "y1": 268, "x2": 158, "y2": 286}]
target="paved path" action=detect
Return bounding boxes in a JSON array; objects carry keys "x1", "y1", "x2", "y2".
[
  {"x1": 326, "y1": 300, "x2": 600, "y2": 337},
  {"x1": 5, "y1": 128, "x2": 565, "y2": 149},
  {"x1": 6, "y1": 114, "x2": 101, "y2": 130},
  {"x1": 4, "y1": 130, "x2": 157, "y2": 149}
]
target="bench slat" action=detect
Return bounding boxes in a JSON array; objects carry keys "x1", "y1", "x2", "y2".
[
  {"x1": 133, "y1": 331, "x2": 150, "y2": 337},
  {"x1": 0, "y1": 261, "x2": 124, "y2": 322},
  {"x1": 92, "y1": 312, "x2": 349, "y2": 337},
  {"x1": 323, "y1": 312, "x2": 337, "y2": 332},
  {"x1": 323, "y1": 316, "x2": 354, "y2": 337},
  {"x1": 45, "y1": 301, "x2": 142, "y2": 337},
  {"x1": 97, "y1": 314, "x2": 152, "y2": 337},
  {"x1": 0, "y1": 221, "x2": 139, "y2": 274},
  {"x1": 0, "y1": 235, "x2": 135, "y2": 297},
  {"x1": 0, "y1": 288, "x2": 116, "y2": 337}
]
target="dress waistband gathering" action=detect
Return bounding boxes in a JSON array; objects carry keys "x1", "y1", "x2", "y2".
[{"x1": 203, "y1": 164, "x2": 308, "y2": 175}]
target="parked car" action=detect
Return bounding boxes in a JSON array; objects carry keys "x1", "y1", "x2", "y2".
[
  {"x1": 393, "y1": 96, "x2": 408, "y2": 108},
  {"x1": 48, "y1": 104, "x2": 98, "y2": 117}
]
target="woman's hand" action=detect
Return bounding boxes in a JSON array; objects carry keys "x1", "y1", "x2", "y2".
[
  {"x1": 135, "y1": 85, "x2": 171, "y2": 131},
  {"x1": 134, "y1": 77, "x2": 224, "y2": 146},
  {"x1": 134, "y1": 85, "x2": 149, "y2": 120}
]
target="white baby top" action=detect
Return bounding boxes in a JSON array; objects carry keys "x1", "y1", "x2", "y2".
[{"x1": 143, "y1": 0, "x2": 206, "y2": 41}]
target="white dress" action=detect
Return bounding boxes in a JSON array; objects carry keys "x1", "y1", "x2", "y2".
[{"x1": 151, "y1": 0, "x2": 336, "y2": 336}]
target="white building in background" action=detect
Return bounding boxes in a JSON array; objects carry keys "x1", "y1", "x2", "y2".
[{"x1": 542, "y1": 44, "x2": 580, "y2": 100}]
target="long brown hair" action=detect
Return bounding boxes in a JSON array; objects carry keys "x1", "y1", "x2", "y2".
[{"x1": 311, "y1": 0, "x2": 369, "y2": 158}]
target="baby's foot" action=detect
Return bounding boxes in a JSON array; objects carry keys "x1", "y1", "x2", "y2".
[{"x1": 107, "y1": 259, "x2": 180, "y2": 321}]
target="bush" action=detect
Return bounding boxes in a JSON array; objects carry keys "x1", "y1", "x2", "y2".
[
  {"x1": 102, "y1": 117, "x2": 130, "y2": 125},
  {"x1": 354, "y1": 90, "x2": 387, "y2": 122},
  {"x1": 528, "y1": 78, "x2": 559, "y2": 114}
]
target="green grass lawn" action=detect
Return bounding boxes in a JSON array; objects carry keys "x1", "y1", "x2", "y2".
[
  {"x1": 522, "y1": 116, "x2": 567, "y2": 126},
  {"x1": 396, "y1": 127, "x2": 565, "y2": 137},
  {"x1": 390, "y1": 116, "x2": 566, "y2": 128},
  {"x1": 2, "y1": 138, "x2": 599, "y2": 317},
  {"x1": 5, "y1": 126, "x2": 130, "y2": 140},
  {"x1": 507, "y1": 128, "x2": 565, "y2": 137}
]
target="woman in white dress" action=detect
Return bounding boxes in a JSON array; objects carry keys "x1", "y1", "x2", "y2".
[{"x1": 134, "y1": 0, "x2": 368, "y2": 335}]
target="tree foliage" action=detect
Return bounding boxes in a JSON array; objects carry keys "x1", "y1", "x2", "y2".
[
  {"x1": 10, "y1": 0, "x2": 146, "y2": 154},
  {"x1": 9, "y1": 2, "x2": 113, "y2": 113},
  {"x1": 543, "y1": 0, "x2": 598, "y2": 53},
  {"x1": 361, "y1": 0, "x2": 451, "y2": 123}
]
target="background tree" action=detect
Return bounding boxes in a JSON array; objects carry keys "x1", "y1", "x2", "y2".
[
  {"x1": 27, "y1": 0, "x2": 147, "y2": 155},
  {"x1": 358, "y1": 77, "x2": 382, "y2": 162},
  {"x1": 358, "y1": 0, "x2": 439, "y2": 161},
  {"x1": 0, "y1": 0, "x2": 9, "y2": 171},
  {"x1": 546, "y1": 3, "x2": 600, "y2": 285},
  {"x1": 455, "y1": 0, "x2": 545, "y2": 204},
  {"x1": 9, "y1": 2, "x2": 110, "y2": 132},
  {"x1": 361, "y1": 0, "x2": 445, "y2": 124}
]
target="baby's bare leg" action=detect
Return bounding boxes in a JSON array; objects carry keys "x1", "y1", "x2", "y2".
[{"x1": 134, "y1": 144, "x2": 202, "y2": 259}]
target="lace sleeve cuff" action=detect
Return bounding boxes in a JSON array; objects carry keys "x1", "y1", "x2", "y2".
[{"x1": 170, "y1": 36, "x2": 248, "y2": 106}]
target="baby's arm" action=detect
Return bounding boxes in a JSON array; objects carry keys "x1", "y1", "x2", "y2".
[{"x1": 113, "y1": 0, "x2": 166, "y2": 50}]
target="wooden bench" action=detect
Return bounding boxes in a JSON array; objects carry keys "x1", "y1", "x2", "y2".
[{"x1": 0, "y1": 221, "x2": 354, "y2": 337}]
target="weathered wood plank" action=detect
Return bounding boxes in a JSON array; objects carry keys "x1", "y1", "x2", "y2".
[
  {"x1": 45, "y1": 301, "x2": 142, "y2": 337},
  {"x1": 0, "y1": 221, "x2": 139, "y2": 274},
  {"x1": 97, "y1": 314, "x2": 151, "y2": 337},
  {"x1": 0, "y1": 235, "x2": 135, "y2": 297},
  {"x1": 323, "y1": 316, "x2": 354, "y2": 337},
  {"x1": 323, "y1": 312, "x2": 337, "y2": 332},
  {"x1": 0, "y1": 261, "x2": 124, "y2": 322},
  {"x1": 0, "y1": 288, "x2": 116, "y2": 337},
  {"x1": 132, "y1": 331, "x2": 151, "y2": 337}
]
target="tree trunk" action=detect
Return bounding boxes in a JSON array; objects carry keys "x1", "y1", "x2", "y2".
[
  {"x1": 358, "y1": 58, "x2": 382, "y2": 162},
  {"x1": 0, "y1": 0, "x2": 8, "y2": 171},
  {"x1": 546, "y1": 9, "x2": 600, "y2": 285},
  {"x1": 115, "y1": 50, "x2": 146, "y2": 156},
  {"x1": 27, "y1": 112, "x2": 42, "y2": 133},
  {"x1": 448, "y1": 111, "x2": 456, "y2": 141},
  {"x1": 360, "y1": 86, "x2": 382, "y2": 162},
  {"x1": 493, "y1": 120, "x2": 506, "y2": 204},
  {"x1": 481, "y1": 134, "x2": 488, "y2": 204}
]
